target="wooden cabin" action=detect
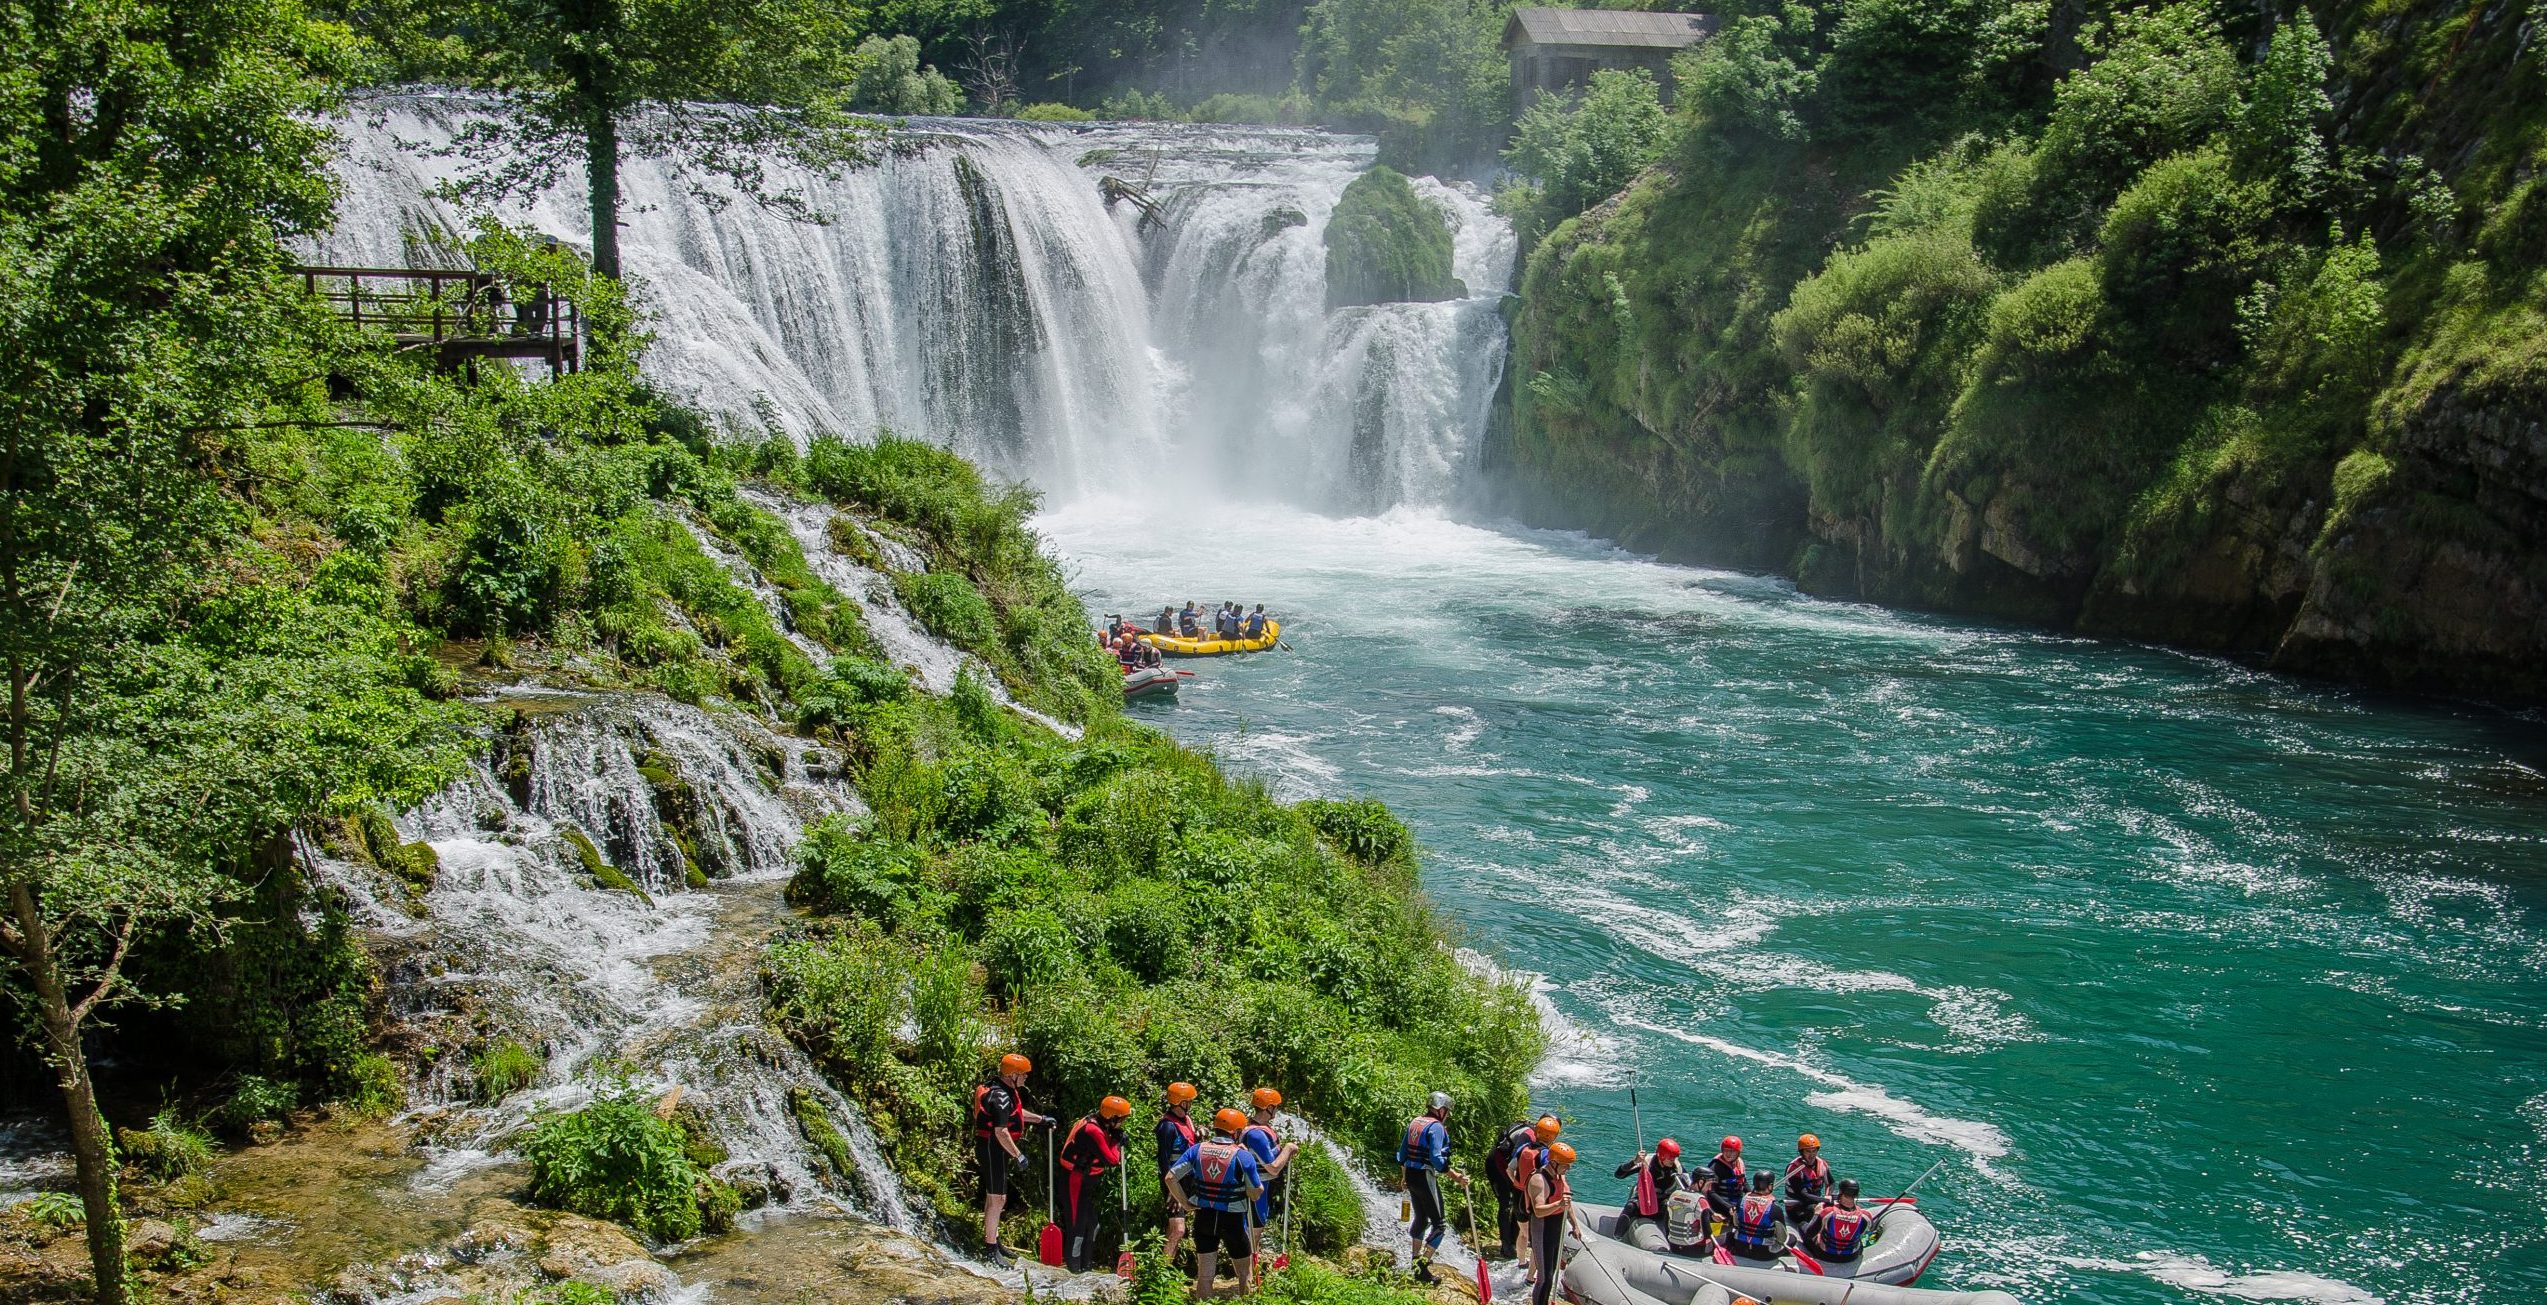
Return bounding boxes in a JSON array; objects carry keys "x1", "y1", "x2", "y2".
[{"x1": 1501, "y1": 8, "x2": 1717, "y2": 107}]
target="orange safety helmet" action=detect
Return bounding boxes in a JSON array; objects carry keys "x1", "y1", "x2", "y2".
[
  {"x1": 1548, "y1": 1142, "x2": 1577, "y2": 1165},
  {"x1": 1797, "y1": 1133, "x2": 1820, "y2": 1150},
  {"x1": 1213, "y1": 1107, "x2": 1250, "y2": 1134},
  {"x1": 1533, "y1": 1115, "x2": 1561, "y2": 1143},
  {"x1": 1000, "y1": 1053, "x2": 1032, "y2": 1076},
  {"x1": 1100, "y1": 1095, "x2": 1132, "y2": 1119},
  {"x1": 1166, "y1": 1081, "x2": 1198, "y2": 1104},
  {"x1": 1252, "y1": 1087, "x2": 1283, "y2": 1110}
]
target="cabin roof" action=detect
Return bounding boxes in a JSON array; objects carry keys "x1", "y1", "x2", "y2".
[{"x1": 1501, "y1": 8, "x2": 1714, "y2": 52}]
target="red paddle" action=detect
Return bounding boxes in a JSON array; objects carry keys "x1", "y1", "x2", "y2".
[
  {"x1": 1476, "y1": 1256, "x2": 1493, "y2": 1303},
  {"x1": 1786, "y1": 1246, "x2": 1825, "y2": 1275},
  {"x1": 1038, "y1": 1142, "x2": 1064, "y2": 1267}
]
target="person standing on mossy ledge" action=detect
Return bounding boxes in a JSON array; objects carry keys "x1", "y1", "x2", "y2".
[
  {"x1": 1058, "y1": 1095, "x2": 1132, "y2": 1271},
  {"x1": 1167, "y1": 1107, "x2": 1266, "y2": 1300},
  {"x1": 971, "y1": 1052, "x2": 1055, "y2": 1262},
  {"x1": 1397, "y1": 1090, "x2": 1467, "y2": 1283},
  {"x1": 1241, "y1": 1087, "x2": 1298, "y2": 1262},
  {"x1": 1157, "y1": 1081, "x2": 1201, "y2": 1264}
]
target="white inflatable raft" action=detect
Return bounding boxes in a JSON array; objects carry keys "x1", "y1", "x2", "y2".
[{"x1": 1563, "y1": 1204, "x2": 2021, "y2": 1305}]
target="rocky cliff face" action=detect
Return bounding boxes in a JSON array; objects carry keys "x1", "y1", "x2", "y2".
[{"x1": 1487, "y1": 0, "x2": 2547, "y2": 706}]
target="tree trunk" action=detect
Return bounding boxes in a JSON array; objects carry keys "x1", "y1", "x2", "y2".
[
  {"x1": 9, "y1": 885, "x2": 126, "y2": 1305},
  {"x1": 586, "y1": 108, "x2": 622, "y2": 280}
]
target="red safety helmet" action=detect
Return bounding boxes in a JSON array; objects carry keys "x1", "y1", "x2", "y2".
[{"x1": 1656, "y1": 1138, "x2": 1681, "y2": 1160}]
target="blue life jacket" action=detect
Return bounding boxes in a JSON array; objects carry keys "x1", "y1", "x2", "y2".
[
  {"x1": 1187, "y1": 1138, "x2": 1255, "y2": 1212},
  {"x1": 1816, "y1": 1205, "x2": 1870, "y2": 1260},
  {"x1": 1729, "y1": 1194, "x2": 1780, "y2": 1252}
]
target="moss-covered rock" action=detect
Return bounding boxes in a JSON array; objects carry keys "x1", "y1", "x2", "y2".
[
  {"x1": 562, "y1": 827, "x2": 653, "y2": 906},
  {"x1": 1324, "y1": 167, "x2": 1464, "y2": 309}
]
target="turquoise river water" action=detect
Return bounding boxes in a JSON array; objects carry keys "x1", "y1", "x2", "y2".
[{"x1": 1041, "y1": 500, "x2": 2547, "y2": 1305}]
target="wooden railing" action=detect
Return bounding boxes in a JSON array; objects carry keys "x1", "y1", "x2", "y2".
[{"x1": 294, "y1": 265, "x2": 583, "y2": 377}]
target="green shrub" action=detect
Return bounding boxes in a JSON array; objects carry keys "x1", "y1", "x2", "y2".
[
  {"x1": 19, "y1": 1191, "x2": 82, "y2": 1230},
  {"x1": 785, "y1": 818, "x2": 938, "y2": 926},
  {"x1": 909, "y1": 946, "x2": 984, "y2": 1083},
  {"x1": 119, "y1": 1111, "x2": 215, "y2": 1181},
  {"x1": 898, "y1": 571, "x2": 997, "y2": 650},
  {"x1": 214, "y1": 1076, "x2": 300, "y2": 1134},
  {"x1": 522, "y1": 1085, "x2": 706, "y2": 1243},
  {"x1": 981, "y1": 907, "x2": 1078, "y2": 997},
  {"x1": 1104, "y1": 879, "x2": 1191, "y2": 982},
  {"x1": 1297, "y1": 799, "x2": 1412, "y2": 872},
  {"x1": 1015, "y1": 102, "x2": 1097, "y2": 122},
  {"x1": 473, "y1": 1040, "x2": 545, "y2": 1100},
  {"x1": 765, "y1": 928, "x2": 904, "y2": 1078},
  {"x1": 1282, "y1": 1143, "x2": 1374, "y2": 1254},
  {"x1": 1258, "y1": 1254, "x2": 1432, "y2": 1305},
  {"x1": 339, "y1": 1052, "x2": 405, "y2": 1118}
]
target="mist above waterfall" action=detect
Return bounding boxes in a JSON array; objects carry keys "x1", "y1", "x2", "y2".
[{"x1": 324, "y1": 96, "x2": 1512, "y2": 513}]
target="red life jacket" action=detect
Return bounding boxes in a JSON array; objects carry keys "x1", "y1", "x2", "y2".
[
  {"x1": 1786, "y1": 1155, "x2": 1830, "y2": 1200},
  {"x1": 1817, "y1": 1205, "x2": 1871, "y2": 1259},
  {"x1": 1532, "y1": 1168, "x2": 1570, "y2": 1219},
  {"x1": 1059, "y1": 1117, "x2": 1123, "y2": 1174}
]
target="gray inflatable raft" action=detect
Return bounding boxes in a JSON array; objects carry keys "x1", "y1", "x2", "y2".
[
  {"x1": 1575, "y1": 1200, "x2": 1942, "y2": 1288},
  {"x1": 1562, "y1": 1206, "x2": 2023, "y2": 1305}
]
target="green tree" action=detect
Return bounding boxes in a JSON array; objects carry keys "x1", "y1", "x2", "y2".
[
  {"x1": 1672, "y1": 5, "x2": 1821, "y2": 146},
  {"x1": 1500, "y1": 68, "x2": 1670, "y2": 241},
  {"x1": 0, "y1": 2, "x2": 469, "y2": 1299},
  {"x1": 850, "y1": 34, "x2": 966, "y2": 114},
  {"x1": 2229, "y1": 13, "x2": 2333, "y2": 212},
  {"x1": 394, "y1": 0, "x2": 881, "y2": 278}
]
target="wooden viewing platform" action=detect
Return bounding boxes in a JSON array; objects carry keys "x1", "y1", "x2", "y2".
[{"x1": 295, "y1": 265, "x2": 583, "y2": 377}]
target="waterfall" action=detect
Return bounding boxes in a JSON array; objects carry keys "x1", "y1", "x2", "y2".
[
  {"x1": 321, "y1": 96, "x2": 1513, "y2": 513},
  {"x1": 321, "y1": 693, "x2": 916, "y2": 1231}
]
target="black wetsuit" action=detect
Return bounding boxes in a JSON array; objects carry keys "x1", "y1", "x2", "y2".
[
  {"x1": 1529, "y1": 1170, "x2": 1570, "y2": 1305},
  {"x1": 1487, "y1": 1121, "x2": 1536, "y2": 1259}
]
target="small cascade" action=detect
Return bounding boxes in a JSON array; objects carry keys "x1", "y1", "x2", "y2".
[
  {"x1": 737, "y1": 488, "x2": 1081, "y2": 739},
  {"x1": 321, "y1": 100, "x2": 1514, "y2": 515},
  {"x1": 320, "y1": 695, "x2": 912, "y2": 1229}
]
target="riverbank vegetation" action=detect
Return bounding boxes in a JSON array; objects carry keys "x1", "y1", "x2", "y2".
[
  {"x1": 1500, "y1": 0, "x2": 2547, "y2": 704},
  {"x1": 0, "y1": 4, "x2": 1539, "y2": 1297}
]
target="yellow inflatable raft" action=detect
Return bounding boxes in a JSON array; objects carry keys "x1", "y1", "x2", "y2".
[{"x1": 1140, "y1": 620, "x2": 1281, "y2": 657}]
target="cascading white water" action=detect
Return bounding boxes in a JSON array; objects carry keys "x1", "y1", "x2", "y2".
[
  {"x1": 321, "y1": 97, "x2": 1512, "y2": 512},
  {"x1": 322, "y1": 695, "x2": 915, "y2": 1232}
]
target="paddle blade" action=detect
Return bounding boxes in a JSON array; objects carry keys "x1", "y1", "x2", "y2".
[
  {"x1": 1038, "y1": 1221, "x2": 1064, "y2": 1267},
  {"x1": 1273, "y1": 1253, "x2": 1291, "y2": 1272},
  {"x1": 1788, "y1": 1247, "x2": 1824, "y2": 1275},
  {"x1": 1115, "y1": 1251, "x2": 1137, "y2": 1278},
  {"x1": 1476, "y1": 1257, "x2": 1493, "y2": 1303}
]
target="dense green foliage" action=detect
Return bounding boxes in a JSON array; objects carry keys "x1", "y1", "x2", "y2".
[
  {"x1": 1499, "y1": 68, "x2": 1671, "y2": 244},
  {"x1": 764, "y1": 670, "x2": 1542, "y2": 1237},
  {"x1": 522, "y1": 1086, "x2": 727, "y2": 1243},
  {"x1": 1503, "y1": 0, "x2": 2547, "y2": 700},
  {"x1": 1325, "y1": 167, "x2": 1467, "y2": 309}
]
